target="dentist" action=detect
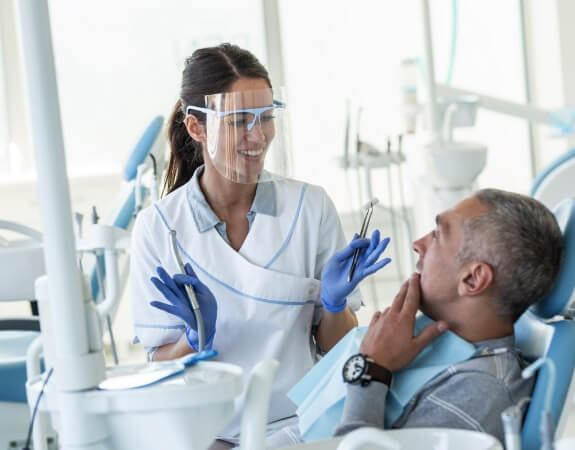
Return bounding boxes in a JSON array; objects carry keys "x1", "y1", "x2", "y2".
[{"x1": 130, "y1": 43, "x2": 391, "y2": 448}]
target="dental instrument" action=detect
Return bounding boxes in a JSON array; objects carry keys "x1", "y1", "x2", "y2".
[
  {"x1": 169, "y1": 229, "x2": 206, "y2": 352},
  {"x1": 98, "y1": 349, "x2": 217, "y2": 390},
  {"x1": 348, "y1": 198, "x2": 379, "y2": 282}
]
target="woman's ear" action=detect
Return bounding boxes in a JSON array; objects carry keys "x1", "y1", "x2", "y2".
[
  {"x1": 457, "y1": 261, "x2": 493, "y2": 297},
  {"x1": 184, "y1": 115, "x2": 206, "y2": 142}
]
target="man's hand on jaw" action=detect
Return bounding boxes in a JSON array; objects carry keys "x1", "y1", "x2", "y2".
[{"x1": 359, "y1": 273, "x2": 449, "y2": 372}]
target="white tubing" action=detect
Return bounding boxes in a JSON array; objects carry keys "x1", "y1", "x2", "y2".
[{"x1": 26, "y1": 336, "x2": 49, "y2": 450}]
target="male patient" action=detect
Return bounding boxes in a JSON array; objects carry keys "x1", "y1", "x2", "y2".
[{"x1": 335, "y1": 188, "x2": 564, "y2": 443}]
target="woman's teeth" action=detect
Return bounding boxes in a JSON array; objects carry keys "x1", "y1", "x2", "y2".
[{"x1": 238, "y1": 149, "x2": 263, "y2": 157}]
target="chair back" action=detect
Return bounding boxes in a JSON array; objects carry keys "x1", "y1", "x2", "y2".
[
  {"x1": 515, "y1": 197, "x2": 575, "y2": 450},
  {"x1": 531, "y1": 148, "x2": 575, "y2": 211},
  {"x1": 90, "y1": 116, "x2": 164, "y2": 301}
]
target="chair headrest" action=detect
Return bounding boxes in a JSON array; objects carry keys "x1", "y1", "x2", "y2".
[
  {"x1": 531, "y1": 197, "x2": 575, "y2": 319},
  {"x1": 122, "y1": 116, "x2": 164, "y2": 182}
]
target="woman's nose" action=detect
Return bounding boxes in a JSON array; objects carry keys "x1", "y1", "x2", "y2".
[{"x1": 246, "y1": 120, "x2": 265, "y2": 142}]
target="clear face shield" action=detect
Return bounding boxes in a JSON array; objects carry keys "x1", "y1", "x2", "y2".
[{"x1": 186, "y1": 87, "x2": 291, "y2": 184}]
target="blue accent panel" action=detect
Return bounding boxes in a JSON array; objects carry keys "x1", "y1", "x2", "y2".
[
  {"x1": 520, "y1": 321, "x2": 575, "y2": 450},
  {"x1": 90, "y1": 186, "x2": 148, "y2": 301},
  {"x1": 265, "y1": 184, "x2": 307, "y2": 269},
  {"x1": 153, "y1": 205, "x2": 315, "y2": 306},
  {"x1": 531, "y1": 198, "x2": 575, "y2": 318},
  {"x1": 134, "y1": 323, "x2": 186, "y2": 330},
  {"x1": 530, "y1": 147, "x2": 575, "y2": 197},
  {"x1": 122, "y1": 116, "x2": 164, "y2": 182},
  {"x1": 0, "y1": 331, "x2": 41, "y2": 403}
]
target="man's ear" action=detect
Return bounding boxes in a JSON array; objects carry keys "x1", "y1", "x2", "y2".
[
  {"x1": 457, "y1": 261, "x2": 493, "y2": 297},
  {"x1": 184, "y1": 115, "x2": 206, "y2": 142}
]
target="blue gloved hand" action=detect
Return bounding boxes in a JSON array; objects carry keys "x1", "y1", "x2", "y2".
[
  {"x1": 150, "y1": 263, "x2": 217, "y2": 351},
  {"x1": 321, "y1": 229, "x2": 391, "y2": 313}
]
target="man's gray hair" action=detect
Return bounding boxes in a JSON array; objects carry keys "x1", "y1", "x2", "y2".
[{"x1": 457, "y1": 189, "x2": 564, "y2": 321}]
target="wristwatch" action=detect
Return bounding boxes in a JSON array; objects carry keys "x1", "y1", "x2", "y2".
[{"x1": 342, "y1": 353, "x2": 392, "y2": 387}]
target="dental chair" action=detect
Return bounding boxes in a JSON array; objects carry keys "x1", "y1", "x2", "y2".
[
  {"x1": 282, "y1": 198, "x2": 575, "y2": 450},
  {"x1": 89, "y1": 115, "x2": 164, "y2": 303},
  {"x1": 514, "y1": 197, "x2": 575, "y2": 450},
  {"x1": 0, "y1": 116, "x2": 164, "y2": 448},
  {"x1": 0, "y1": 222, "x2": 46, "y2": 448},
  {"x1": 85, "y1": 115, "x2": 164, "y2": 364},
  {"x1": 530, "y1": 148, "x2": 575, "y2": 211}
]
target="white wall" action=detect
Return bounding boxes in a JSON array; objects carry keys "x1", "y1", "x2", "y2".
[{"x1": 279, "y1": 0, "x2": 532, "y2": 217}]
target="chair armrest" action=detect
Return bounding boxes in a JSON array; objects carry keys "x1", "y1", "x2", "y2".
[{"x1": 0, "y1": 317, "x2": 40, "y2": 331}]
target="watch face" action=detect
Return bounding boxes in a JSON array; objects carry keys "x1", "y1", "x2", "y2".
[{"x1": 343, "y1": 354, "x2": 366, "y2": 383}]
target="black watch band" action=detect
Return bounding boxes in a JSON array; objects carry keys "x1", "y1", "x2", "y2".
[
  {"x1": 366, "y1": 357, "x2": 392, "y2": 387},
  {"x1": 343, "y1": 353, "x2": 393, "y2": 387}
]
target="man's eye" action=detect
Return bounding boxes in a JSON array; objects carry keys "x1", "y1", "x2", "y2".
[
  {"x1": 261, "y1": 114, "x2": 275, "y2": 123},
  {"x1": 432, "y1": 229, "x2": 439, "y2": 239}
]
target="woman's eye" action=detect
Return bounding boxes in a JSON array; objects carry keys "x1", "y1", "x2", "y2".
[
  {"x1": 432, "y1": 229, "x2": 439, "y2": 239},
  {"x1": 226, "y1": 119, "x2": 246, "y2": 128}
]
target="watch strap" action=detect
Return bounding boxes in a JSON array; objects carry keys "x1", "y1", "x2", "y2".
[{"x1": 365, "y1": 357, "x2": 392, "y2": 387}]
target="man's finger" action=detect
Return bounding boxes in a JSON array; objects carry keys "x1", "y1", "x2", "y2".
[
  {"x1": 413, "y1": 321, "x2": 448, "y2": 351},
  {"x1": 369, "y1": 310, "x2": 381, "y2": 326},
  {"x1": 390, "y1": 280, "x2": 409, "y2": 313},
  {"x1": 403, "y1": 273, "x2": 422, "y2": 314}
]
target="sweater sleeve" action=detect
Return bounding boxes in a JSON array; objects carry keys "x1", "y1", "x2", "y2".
[
  {"x1": 397, "y1": 371, "x2": 514, "y2": 443},
  {"x1": 334, "y1": 383, "x2": 389, "y2": 437}
]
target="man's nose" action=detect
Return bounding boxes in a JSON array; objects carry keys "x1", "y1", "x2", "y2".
[{"x1": 413, "y1": 232, "x2": 430, "y2": 255}]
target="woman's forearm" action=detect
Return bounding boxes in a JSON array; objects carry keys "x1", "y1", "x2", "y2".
[
  {"x1": 316, "y1": 307, "x2": 358, "y2": 352},
  {"x1": 152, "y1": 333, "x2": 195, "y2": 361}
]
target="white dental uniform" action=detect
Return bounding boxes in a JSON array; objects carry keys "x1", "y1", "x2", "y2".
[{"x1": 131, "y1": 173, "x2": 360, "y2": 440}]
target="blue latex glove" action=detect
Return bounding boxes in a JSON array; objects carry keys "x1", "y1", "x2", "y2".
[
  {"x1": 321, "y1": 229, "x2": 391, "y2": 313},
  {"x1": 150, "y1": 263, "x2": 217, "y2": 351}
]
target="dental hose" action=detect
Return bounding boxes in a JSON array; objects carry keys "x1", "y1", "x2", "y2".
[{"x1": 170, "y1": 230, "x2": 206, "y2": 352}]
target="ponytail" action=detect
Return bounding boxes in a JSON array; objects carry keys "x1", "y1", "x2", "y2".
[{"x1": 163, "y1": 99, "x2": 204, "y2": 196}]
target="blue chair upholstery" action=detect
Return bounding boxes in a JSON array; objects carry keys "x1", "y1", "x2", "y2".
[
  {"x1": 0, "y1": 331, "x2": 41, "y2": 402},
  {"x1": 90, "y1": 116, "x2": 164, "y2": 301},
  {"x1": 0, "y1": 223, "x2": 44, "y2": 404},
  {"x1": 530, "y1": 148, "x2": 575, "y2": 211},
  {"x1": 515, "y1": 198, "x2": 575, "y2": 450},
  {"x1": 122, "y1": 116, "x2": 164, "y2": 182}
]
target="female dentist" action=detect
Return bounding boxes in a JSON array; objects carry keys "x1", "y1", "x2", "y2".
[{"x1": 130, "y1": 43, "x2": 391, "y2": 449}]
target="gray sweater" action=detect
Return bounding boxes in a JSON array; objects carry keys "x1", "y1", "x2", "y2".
[{"x1": 334, "y1": 336, "x2": 534, "y2": 444}]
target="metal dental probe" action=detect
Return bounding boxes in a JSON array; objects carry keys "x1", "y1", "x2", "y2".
[
  {"x1": 169, "y1": 230, "x2": 206, "y2": 352},
  {"x1": 348, "y1": 198, "x2": 379, "y2": 282}
]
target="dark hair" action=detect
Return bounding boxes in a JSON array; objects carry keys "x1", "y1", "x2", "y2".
[
  {"x1": 164, "y1": 43, "x2": 271, "y2": 195},
  {"x1": 457, "y1": 189, "x2": 564, "y2": 321}
]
